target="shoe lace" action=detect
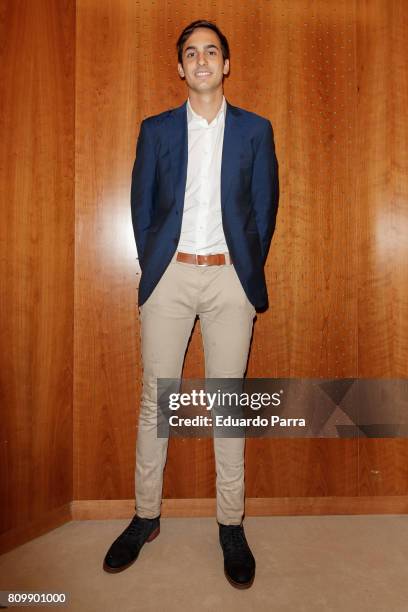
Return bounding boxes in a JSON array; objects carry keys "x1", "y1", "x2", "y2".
[
  {"x1": 123, "y1": 517, "x2": 149, "y2": 541},
  {"x1": 222, "y1": 526, "x2": 248, "y2": 556}
]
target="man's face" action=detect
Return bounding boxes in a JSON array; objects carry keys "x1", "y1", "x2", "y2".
[{"x1": 177, "y1": 27, "x2": 229, "y2": 94}]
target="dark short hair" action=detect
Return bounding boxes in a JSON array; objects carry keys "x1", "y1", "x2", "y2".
[{"x1": 176, "y1": 20, "x2": 230, "y2": 65}]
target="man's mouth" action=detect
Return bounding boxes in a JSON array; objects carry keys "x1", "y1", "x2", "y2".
[{"x1": 195, "y1": 71, "x2": 212, "y2": 77}]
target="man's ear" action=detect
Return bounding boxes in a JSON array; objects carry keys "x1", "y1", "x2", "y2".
[
  {"x1": 223, "y1": 59, "x2": 230, "y2": 76},
  {"x1": 178, "y1": 62, "x2": 185, "y2": 79}
]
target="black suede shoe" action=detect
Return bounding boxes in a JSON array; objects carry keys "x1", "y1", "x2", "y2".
[
  {"x1": 103, "y1": 514, "x2": 160, "y2": 573},
  {"x1": 219, "y1": 523, "x2": 256, "y2": 589}
]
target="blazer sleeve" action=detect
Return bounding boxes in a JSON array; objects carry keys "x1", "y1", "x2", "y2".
[
  {"x1": 251, "y1": 120, "x2": 280, "y2": 265},
  {"x1": 130, "y1": 119, "x2": 157, "y2": 268}
]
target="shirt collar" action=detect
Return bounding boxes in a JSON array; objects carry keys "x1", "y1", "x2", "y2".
[{"x1": 187, "y1": 95, "x2": 226, "y2": 127}]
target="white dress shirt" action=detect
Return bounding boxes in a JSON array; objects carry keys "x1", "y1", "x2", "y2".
[{"x1": 176, "y1": 95, "x2": 229, "y2": 255}]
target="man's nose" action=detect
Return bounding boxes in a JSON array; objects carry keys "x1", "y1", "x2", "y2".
[{"x1": 197, "y1": 53, "x2": 207, "y2": 64}]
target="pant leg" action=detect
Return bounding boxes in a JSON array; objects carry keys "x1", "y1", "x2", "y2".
[
  {"x1": 198, "y1": 263, "x2": 256, "y2": 525},
  {"x1": 135, "y1": 257, "x2": 197, "y2": 518}
]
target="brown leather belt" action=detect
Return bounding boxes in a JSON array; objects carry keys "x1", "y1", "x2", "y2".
[{"x1": 176, "y1": 251, "x2": 233, "y2": 266}]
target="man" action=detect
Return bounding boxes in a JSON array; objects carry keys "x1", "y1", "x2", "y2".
[{"x1": 103, "y1": 19, "x2": 279, "y2": 589}]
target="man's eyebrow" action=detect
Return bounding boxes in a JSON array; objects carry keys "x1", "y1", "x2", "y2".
[{"x1": 183, "y1": 44, "x2": 219, "y2": 53}]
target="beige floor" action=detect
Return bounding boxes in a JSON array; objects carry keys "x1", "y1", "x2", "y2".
[{"x1": 1, "y1": 515, "x2": 408, "y2": 611}]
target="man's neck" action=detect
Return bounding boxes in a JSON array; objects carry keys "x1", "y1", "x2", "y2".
[{"x1": 187, "y1": 90, "x2": 224, "y2": 124}]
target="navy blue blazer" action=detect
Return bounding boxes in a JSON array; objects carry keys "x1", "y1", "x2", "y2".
[{"x1": 131, "y1": 98, "x2": 279, "y2": 311}]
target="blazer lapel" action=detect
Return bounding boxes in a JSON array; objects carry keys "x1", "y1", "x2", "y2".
[
  {"x1": 221, "y1": 101, "x2": 242, "y2": 212},
  {"x1": 169, "y1": 98, "x2": 243, "y2": 216},
  {"x1": 168, "y1": 100, "x2": 188, "y2": 211}
]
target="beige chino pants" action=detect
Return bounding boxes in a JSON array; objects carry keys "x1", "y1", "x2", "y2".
[{"x1": 135, "y1": 252, "x2": 256, "y2": 525}]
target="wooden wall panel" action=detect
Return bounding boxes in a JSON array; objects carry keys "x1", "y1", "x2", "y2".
[
  {"x1": 0, "y1": 0, "x2": 402, "y2": 520},
  {"x1": 356, "y1": 0, "x2": 408, "y2": 495},
  {"x1": 0, "y1": 0, "x2": 75, "y2": 538},
  {"x1": 74, "y1": 0, "x2": 408, "y2": 506},
  {"x1": 239, "y1": 0, "x2": 361, "y2": 500},
  {"x1": 2, "y1": 0, "x2": 406, "y2": 540}
]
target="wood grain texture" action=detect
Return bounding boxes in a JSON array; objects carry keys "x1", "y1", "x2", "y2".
[
  {"x1": 0, "y1": 0, "x2": 75, "y2": 535},
  {"x1": 355, "y1": 0, "x2": 408, "y2": 495},
  {"x1": 73, "y1": 0, "x2": 408, "y2": 505},
  {"x1": 70, "y1": 495, "x2": 408, "y2": 521},
  {"x1": 2, "y1": 0, "x2": 407, "y2": 548}
]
